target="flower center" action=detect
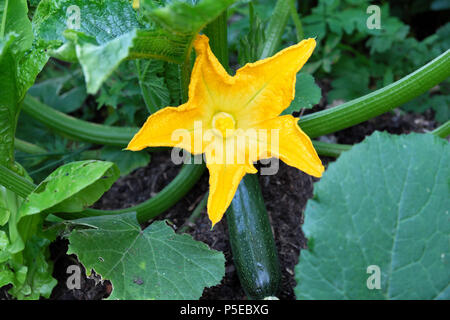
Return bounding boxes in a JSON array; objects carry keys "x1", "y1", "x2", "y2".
[{"x1": 212, "y1": 112, "x2": 236, "y2": 138}]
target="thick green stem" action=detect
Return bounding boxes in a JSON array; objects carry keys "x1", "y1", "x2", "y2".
[
  {"x1": 299, "y1": 50, "x2": 450, "y2": 138},
  {"x1": 179, "y1": 45, "x2": 193, "y2": 104},
  {"x1": 63, "y1": 163, "x2": 205, "y2": 223},
  {"x1": 22, "y1": 95, "x2": 137, "y2": 147},
  {"x1": 0, "y1": 165, "x2": 35, "y2": 198},
  {"x1": 24, "y1": 38, "x2": 449, "y2": 148},
  {"x1": 432, "y1": 120, "x2": 450, "y2": 138},
  {"x1": 312, "y1": 141, "x2": 351, "y2": 158},
  {"x1": 260, "y1": 0, "x2": 293, "y2": 59},
  {"x1": 16, "y1": 98, "x2": 353, "y2": 157},
  {"x1": 0, "y1": 162, "x2": 205, "y2": 223},
  {"x1": 21, "y1": 45, "x2": 448, "y2": 155},
  {"x1": 14, "y1": 138, "x2": 47, "y2": 154}
]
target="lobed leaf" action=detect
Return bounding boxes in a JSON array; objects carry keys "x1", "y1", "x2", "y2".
[
  {"x1": 295, "y1": 132, "x2": 450, "y2": 300},
  {"x1": 282, "y1": 72, "x2": 322, "y2": 115},
  {"x1": 68, "y1": 213, "x2": 225, "y2": 300},
  {"x1": 33, "y1": 0, "x2": 238, "y2": 93}
]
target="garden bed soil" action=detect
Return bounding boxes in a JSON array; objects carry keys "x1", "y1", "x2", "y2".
[{"x1": 41, "y1": 107, "x2": 438, "y2": 300}]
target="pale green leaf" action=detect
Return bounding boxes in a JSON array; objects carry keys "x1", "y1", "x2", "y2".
[
  {"x1": 144, "y1": 0, "x2": 237, "y2": 34},
  {"x1": 0, "y1": 1, "x2": 49, "y2": 168},
  {"x1": 32, "y1": 0, "x2": 190, "y2": 93},
  {"x1": 0, "y1": 0, "x2": 33, "y2": 53},
  {"x1": 19, "y1": 160, "x2": 120, "y2": 217},
  {"x1": 295, "y1": 132, "x2": 450, "y2": 300},
  {"x1": 33, "y1": 0, "x2": 238, "y2": 93}
]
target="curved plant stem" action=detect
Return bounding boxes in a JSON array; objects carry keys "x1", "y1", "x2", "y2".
[
  {"x1": 22, "y1": 95, "x2": 137, "y2": 147},
  {"x1": 260, "y1": 0, "x2": 293, "y2": 59},
  {"x1": 23, "y1": 52, "x2": 449, "y2": 147},
  {"x1": 299, "y1": 50, "x2": 450, "y2": 138},
  {"x1": 0, "y1": 162, "x2": 205, "y2": 223},
  {"x1": 312, "y1": 141, "x2": 351, "y2": 157},
  {"x1": 14, "y1": 138, "x2": 47, "y2": 154},
  {"x1": 16, "y1": 98, "x2": 352, "y2": 158},
  {"x1": 0, "y1": 164, "x2": 34, "y2": 198},
  {"x1": 432, "y1": 120, "x2": 450, "y2": 138},
  {"x1": 64, "y1": 162, "x2": 206, "y2": 223}
]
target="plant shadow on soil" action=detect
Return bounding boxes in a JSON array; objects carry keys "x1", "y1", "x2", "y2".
[{"x1": 44, "y1": 107, "x2": 438, "y2": 300}]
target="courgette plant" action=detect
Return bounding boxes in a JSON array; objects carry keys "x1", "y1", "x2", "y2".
[{"x1": 0, "y1": 0, "x2": 449, "y2": 300}]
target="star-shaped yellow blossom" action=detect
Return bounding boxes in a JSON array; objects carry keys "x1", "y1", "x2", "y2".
[{"x1": 127, "y1": 34, "x2": 324, "y2": 227}]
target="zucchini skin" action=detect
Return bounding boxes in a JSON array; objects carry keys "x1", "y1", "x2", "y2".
[{"x1": 226, "y1": 174, "x2": 281, "y2": 299}]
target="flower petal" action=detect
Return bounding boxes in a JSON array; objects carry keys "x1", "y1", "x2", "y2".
[
  {"x1": 189, "y1": 35, "x2": 235, "y2": 114},
  {"x1": 205, "y1": 143, "x2": 256, "y2": 227},
  {"x1": 252, "y1": 115, "x2": 324, "y2": 177},
  {"x1": 233, "y1": 39, "x2": 316, "y2": 127},
  {"x1": 126, "y1": 103, "x2": 211, "y2": 154}
]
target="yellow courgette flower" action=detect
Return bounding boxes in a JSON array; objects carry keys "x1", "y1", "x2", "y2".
[{"x1": 127, "y1": 34, "x2": 324, "y2": 227}]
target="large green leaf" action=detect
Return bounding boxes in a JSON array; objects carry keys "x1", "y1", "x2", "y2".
[
  {"x1": 0, "y1": 160, "x2": 118, "y2": 299},
  {"x1": 33, "y1": 0, "x2": 190, "y2": 93},
  {"x1": 295, "y1": 132, "x2": 449, "y2": 300},
  {"x1": 33, "y1": 0, "x2": 237, "y2": 93},
  {"x1": 19, "y1": 160, "x2": 120, "y2": 217},
  {"x1": 0, "y1": 0, "x2": 49, "y2": 169},
  {"x1": 144, "y1": 0, "x2": 236, "y2": 33},
  {"x1": 68, "y1": 213, "x2": 225, "y2": 299},
  {"x1": 0, "y1": 34, "x2": 19, "y2": 169},
  {"x1": 0, "y1": 0, "x2": 33, "y2": 53}
]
